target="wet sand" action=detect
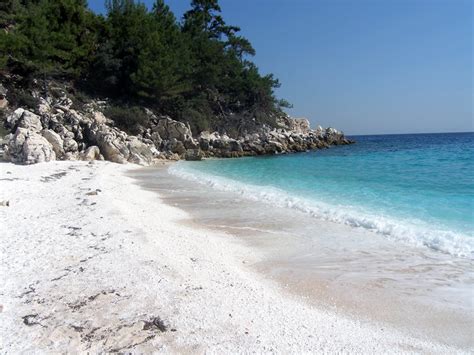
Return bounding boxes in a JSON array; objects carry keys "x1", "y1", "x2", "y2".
[{"x1": 131, "y1": 165, "x2": 474, "y2": 350}]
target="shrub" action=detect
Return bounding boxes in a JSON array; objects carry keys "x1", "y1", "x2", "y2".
[
  {"x1": 104, "y1": 105, "x2": 149, "y2": 135},
  {"x1": 8, "y1": 88, "x2": 39, "y2": 110},
  {"x1": 70, "y1": 90, "x2": 92, "y2": 111},
  {"x1": 181, "y1": 106, "x2": 212, "y2": 134}
]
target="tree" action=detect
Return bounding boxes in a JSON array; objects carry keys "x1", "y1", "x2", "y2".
[
  {"x1": 1, "y1": 0, "x2": 98, "y2": 77},
  {"x1": 130, "y1": 0, "x2": 192, "y2": 102},
  {"x1": 1, "y1": 0, "x2": 289, "y2": 134}
]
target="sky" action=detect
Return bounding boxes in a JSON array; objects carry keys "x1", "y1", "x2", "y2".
[{"x1": 88, "y1": 0, "x2": 473, "y2": 135}]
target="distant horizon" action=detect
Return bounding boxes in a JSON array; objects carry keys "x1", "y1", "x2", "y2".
[
  {"x1": 88, "y1": 0, "x2": 473, "y2": 135},
  {"x1": 346, "y1": 130, "x2": 473, "y2": 137}
]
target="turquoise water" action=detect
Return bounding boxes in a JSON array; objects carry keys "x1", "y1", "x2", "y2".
[{"x1": 170, "y1": 133, "x2": 474, "y2": 257}]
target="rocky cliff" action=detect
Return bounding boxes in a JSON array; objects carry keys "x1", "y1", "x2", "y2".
[{"x1": 0, "y1": 81, "x2": 353, "y2": 165}]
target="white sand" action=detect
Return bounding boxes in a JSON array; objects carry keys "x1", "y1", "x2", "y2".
[{"x1": 0, "y1": 161, "x2": 460, "y2": 353}]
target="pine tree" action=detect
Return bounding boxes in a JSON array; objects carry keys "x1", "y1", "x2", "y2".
[
  {"x1": 130, "y1": 0, "x2": 192, "y2": 102},
  {"x1": 1, "y1": 0, "x2": 98, "y2": 77},
  {"x1": 1, "y1": 0, "x2": 289, "y2": 134}
]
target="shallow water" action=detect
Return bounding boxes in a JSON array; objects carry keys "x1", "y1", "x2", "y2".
[
  {"x1": 170, "y1": 133, "x2": 474, "y2": 258},
  {"x1": 130, "y1": 165, "x2": 473, "y2": 349}
]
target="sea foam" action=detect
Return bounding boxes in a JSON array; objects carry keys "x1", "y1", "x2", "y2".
[{"x1": 169, "y1": 163, "x2": 473, "y2": 258}]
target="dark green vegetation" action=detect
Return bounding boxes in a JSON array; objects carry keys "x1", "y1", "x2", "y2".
[{"x1": 0, "y1": 0, "x2": 290, "y2": 134}]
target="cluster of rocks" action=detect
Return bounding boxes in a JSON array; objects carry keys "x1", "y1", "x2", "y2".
[
  {"x1": 1, "y1": 86, "x2": 352, "y2": 165},
  {"x1": 194, "y1": 117, "x2": 351, "y2": 159},
  {"x1": 3, "y1": 98, "x2": 160, "y2": 165}
]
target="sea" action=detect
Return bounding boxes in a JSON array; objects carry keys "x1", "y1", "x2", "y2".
[
  {"x1": 169, "y1": 132, "x2": 474, "y2": 258},
  {"x1": 132, "y1": 132, "x2": 473, "y2": 347}
]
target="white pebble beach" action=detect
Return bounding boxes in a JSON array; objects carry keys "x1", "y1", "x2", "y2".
[{"x1": 0, "y1": 160, "x2": 462, "y2": 353}]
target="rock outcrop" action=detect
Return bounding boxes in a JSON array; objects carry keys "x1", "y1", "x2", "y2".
[
  {"x1": 5, "y1": 127, "x2": 56, "y2": 164},
  {"x1": 4, "y1": 109, "x2": 57, "y2": 164},
  {"x1": 1, "y1": 82, "x2": 353, "y2": 165},
  {"x1": 194, "y1": 116, "x2": 351, "y2": 159},
  {"x1": 0, "y1": 84, "x2": 7, "y2": 109}
]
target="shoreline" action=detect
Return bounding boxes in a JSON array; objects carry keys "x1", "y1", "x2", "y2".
[
  {"x1": 0, "y1": 160, "x2": 466, "y2": 352},
  {"x1": 132, "y1": 164, "x2": 474, "y2": 350}
]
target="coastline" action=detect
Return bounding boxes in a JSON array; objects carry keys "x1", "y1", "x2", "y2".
[
  {"x1": 0, "y1": 160, "x2": 466, "y2": 353},
  {"x1": 132, "y1": 163, "x2": 474, "y2": 349}
]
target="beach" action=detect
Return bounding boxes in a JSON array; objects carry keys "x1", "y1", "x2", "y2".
[{"x1": 0, "y1": 160, "x2": 468, "y2": 353}]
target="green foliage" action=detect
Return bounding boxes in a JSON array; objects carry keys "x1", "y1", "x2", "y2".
[
  {"x1": 1, "y1": 0, "x2": 290, "y2": 134},
  {"x1": 1, "y1": 0, "x2": 100, "y2": 77},
  {"x1": 104, "y1": 105, "x2": 149, "y2": 134},
  {"x1": 70, "y1": 89, "x2": 92, "y2": 110},
  {"x1": 6, "y1": 87, "x2": 39, "y2": 110},
  {"x1": 130, "y1": 0, "x2": 192, "y2": 101}
]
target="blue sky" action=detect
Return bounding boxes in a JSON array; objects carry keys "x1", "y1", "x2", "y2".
[{"x1": 88, "y1": 0, "x2": 473, "y2": 135}]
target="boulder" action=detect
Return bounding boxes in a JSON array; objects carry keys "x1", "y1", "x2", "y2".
[
  {"x1": 6, "y1": 108, "x2": 25, "y2": 128},
  {"x1": 0, "y1": 84, "x2": 8, "y2": 109},
  {"x1": 87, "y1": 123, "x2": 156, "y2": 165},
  {"x1": 277, "y1": 116, "x2": 310, "y2": 135},
  {"x1": 42, "y1": 129, "x2": 64, "y2": 157},
  {"x1": 100, "y1": 140, "x2": 128, "y2": 163},
  {"x1": 185, "y1": 148, "x2": 203, "y2": 161},
  {"x1": 38, "y1": 98, "x2": 52, "y2": 115},
  {"x1": 291, "y1": 118, "x2": 311, "y2": 134},
  {"x1": 53, "y1": 93, "x2": 73, "y2": 109},
  {"x1": 21, "y1": 134, "x2": 56, "y2": 164},
  {"x1": 18, "y1": 110, "x2": 42, "y2": 133},
  {"x1": 167, "y1": 152, "x2": 181, "y2": 161},
  {"x1": 96, "y1": 133, "x2": 129, "y2": 164},
  {"x1": 79, "y1": 146, "x2": 101, "y2": 161},
  {"x1": 150, "y1": 131, "x2": 162, "y2": 147},
  {"x1": 63, "y1": 109, "x2": 82, "y2": 126},
  {"x1": 326, "y1": 127, "x2": 340, "y2": 135},
  {"x1": 63, "y1": 136, "x2": 79, "y2": 153},
  {"x1": 92, "y1": 111, "x2": 107, "y2": 125},
  {"x1": 5, "y1": 127, "x2": 56, "y2": 164},
  {"x1": 63, "y1": 151, "x2": 79, "y2": 160},
  {"x1": 199, "y1": 138, "x2": 210, "y2": 151},
  {"x1": 324, "y1": 127, "x2": 345, "y2": 145},
  {"x1": 156, "y1": 117, "x2": 192, "y2": 141},
  {"x1": 128, "y1": 137, "x2": 154, "y2": 165},
  {"x1": 198, "y1": 131, "x2": 212, "y2": 141},
  {"x1": 184, "y1": 137, "x2": 199, "y2": 149},
  {"x1": 168, "y1": 138, "x2": 186, "y2": 155},
  {"x1": 229, "y1": 140, "x2": 243, "y2": 152},
  {"x1": 265, "y1": 141, "x2": 284, "y2": 154},
  {"x1": 247, "y1": 142, "x2": 265, "y2": 155},
  {"x1": 211, "y1": 137, "x2": 229, "y2": 150}
]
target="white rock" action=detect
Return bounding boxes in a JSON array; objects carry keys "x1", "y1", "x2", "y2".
[
  {"x1": 292, "y1": 118, "x2": 311, "y2": 134},
  {"x1": 6, "y1": 108, "x2": 25, "y2": 127},
  {"x1": 199, "y1": 131, "x2": 212, "y2": 141},
  {"x1": 79, "y1": 146, "x2": 101, "y2": 161},
  {"x1": 42, "y1": 129, "x2": 64, "y2": 157},
  {"x1": 38, "y1": 98, "x2": 52, "y2": 115},
  {"x1": 6, "y1": 128, "x2": 56, "y2": 164},
  {"x1": 156, "y1": 117, "x2": 192, "y2": 141},
  {"x1": 92, "y1": 111, "x2": 107, "y2": 125},
  {"x1": 326, "y1": 127, "x2": 340, "y2": 135},
  {"x1": 63, "y1": 137, "x2": 78, "y2": 153},
  {"x1": 18, "y1": 110, "x2": 42, "y2": 133}
]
